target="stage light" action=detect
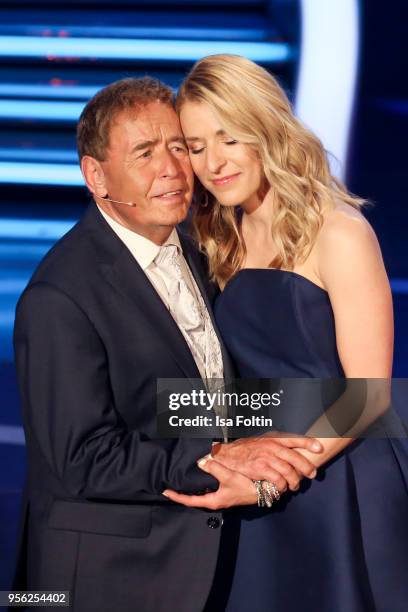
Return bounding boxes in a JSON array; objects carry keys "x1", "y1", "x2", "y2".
[
  {"x1": 0, "y1": 148, "x2": 77, "y2": 163},
  {"x1": 295, "y1": 0, "x2": 360, "y2": 179},
  {"x1": 0, "y1": 36, "x2": 292, "y2": 63},
  {"x1": 0, "y1": 83, "x2": 101, "y2": 100},
  {"x1": 372, "y1": 98, "x2": 408, "y2": 116},
  {"x1": 0, "y1": 99, "x2": 84, "y2": 122},
  {"x1": 0, "y1": 279, "x2": 29, "y2": 294},
  {"x1": 0, "y1": 243, "x2": 52, "y2": 258},
  {"x1": 0, "y1": 25, "x2": 266, "y2": 42},
  {"x1": 0, "y1": 162, "x2": 83, "y2": 186},
  {"x1": 0, "y1": 217, "x2": 75, "y2": 240},
  {"x1": 0, "y1": 425, "x2": 25, "y2": 445},
  {"x1": 390, "y1": 279, "x2": 408, "y2": 294}
]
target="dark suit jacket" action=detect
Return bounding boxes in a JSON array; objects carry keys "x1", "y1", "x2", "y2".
[{"x1": 12, "y1": 203, "x2": 234, "y2": 612}]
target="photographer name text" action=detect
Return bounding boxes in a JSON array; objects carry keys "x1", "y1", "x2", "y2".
[{"x1": 168, "y1": 415, "x2": 273, "y2": 428}]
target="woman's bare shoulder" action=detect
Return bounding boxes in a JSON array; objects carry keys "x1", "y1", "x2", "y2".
[
  {"x1": 318, "y1": 202, "x2": 377, "y2": 251},
  {"x1": 313, "y1": 201, "x2": 385, "y2": 289}
]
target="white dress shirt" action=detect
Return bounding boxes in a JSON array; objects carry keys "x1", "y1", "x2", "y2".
[{"x1": 97, "y1": 205, "x2": 224, "y2": 381}]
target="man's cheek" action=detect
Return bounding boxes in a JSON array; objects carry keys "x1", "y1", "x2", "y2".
[{"x1": 182, "y1": 161, "x2": 194, "y2": 182}]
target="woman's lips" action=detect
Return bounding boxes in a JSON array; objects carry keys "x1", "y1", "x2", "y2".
[{"x1": 211, "y1": 172, "x2": 241, "y2": 186}]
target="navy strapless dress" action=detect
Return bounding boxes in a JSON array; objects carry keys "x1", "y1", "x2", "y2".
[{"x1": 214, "y1": 269, "x2": 408, "y2": 612}]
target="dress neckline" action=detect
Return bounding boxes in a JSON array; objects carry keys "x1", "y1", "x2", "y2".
[{"x1": 223, "y1": 267, "x2": 328, "y2": 295}]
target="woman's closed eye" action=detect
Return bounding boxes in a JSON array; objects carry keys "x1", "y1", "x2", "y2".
[{"x1": 189, "y1": 140, "x2": 237, "y2": 155}]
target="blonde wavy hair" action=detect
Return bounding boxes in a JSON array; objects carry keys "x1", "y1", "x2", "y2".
[{"x1": 176, "y1": 54, "x2": 365, "y2": 288}]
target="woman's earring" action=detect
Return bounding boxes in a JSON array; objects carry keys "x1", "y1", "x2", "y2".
[{"x1": 201, "y1": 192, "x2": 209, "y2": 208}]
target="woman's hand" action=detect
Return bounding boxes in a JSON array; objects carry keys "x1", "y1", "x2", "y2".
[
  {"x1": 210, "y1": 433, "x2": 322, "y2": 492},
  {"x1": 162, "y1": 432, "x2": 322, "y2": 508},
  {"x1": 163, "y1": 455, "x2": 258, "y2": 509}
]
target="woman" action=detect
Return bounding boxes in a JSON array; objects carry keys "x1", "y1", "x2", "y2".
[{"x1": 164, "y1": 55, "x2": 408, "y2": 611}]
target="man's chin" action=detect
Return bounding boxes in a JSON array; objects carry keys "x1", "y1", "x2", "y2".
[{"x1": 159, "y1": 203, "x2": 190, "y2": 225}]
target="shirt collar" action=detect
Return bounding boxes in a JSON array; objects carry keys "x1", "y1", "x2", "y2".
[{"x1": 97, "y1": 205, "x2": 181, "y2": 270}]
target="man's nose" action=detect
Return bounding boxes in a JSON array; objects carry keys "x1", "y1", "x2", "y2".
[{"x1": 158, "y1": 150, "x2": 180, "y2": 178}]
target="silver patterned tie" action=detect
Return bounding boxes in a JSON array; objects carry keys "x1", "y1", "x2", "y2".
[
  {"x1": 154, "y1": 244, "x2": 224, "y2": 381},
  {"x1": 155, "y1": 244, "x2": 227, "y2": 439}
]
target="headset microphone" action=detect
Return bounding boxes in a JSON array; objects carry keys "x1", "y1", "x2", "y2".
[{"x1": 100, "y1": 195, "x2": 136, "y2": 207}]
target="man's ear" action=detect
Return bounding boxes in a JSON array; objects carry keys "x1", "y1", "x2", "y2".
[{"x1": 81, "y1": 155, "x2": 108, "y2": 198}]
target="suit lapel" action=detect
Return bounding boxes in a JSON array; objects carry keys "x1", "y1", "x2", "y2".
[
  {"x1": 80, "y1": 205, "x2": 202, "y2": 380},
  {"x1": 102, "y1": 250, "x2": 202, "y2": 380}
]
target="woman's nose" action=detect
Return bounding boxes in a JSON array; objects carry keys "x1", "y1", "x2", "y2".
[{"x1": 206, "y1": 147, "x2": 226, "y2": 174}]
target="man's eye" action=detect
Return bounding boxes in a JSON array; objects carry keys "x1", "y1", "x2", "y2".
[
  {"x1": 225, "y1": 140, "x2": 238, "y2": 145},
  {"x1": 172, "y1": 146, "x2": 187, "y2": 154},
  {"x1": 139, "y1": 150, "x2": 152, "y2": 159},
  {"x1": 190, "y1": 148, "x2": 204, "y2": 155}
]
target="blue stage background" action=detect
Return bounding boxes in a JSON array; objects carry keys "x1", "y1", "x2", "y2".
[{"x1": 0, "y1": 0, "x2": 407, "y2": 592}]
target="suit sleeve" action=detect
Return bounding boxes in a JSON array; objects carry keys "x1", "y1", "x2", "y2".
[{"x1": 13, "y1": 282, "x2": 217, "y2": 500}]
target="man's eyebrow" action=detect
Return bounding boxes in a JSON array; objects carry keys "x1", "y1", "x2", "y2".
[
  {"x1": 168, "y1": 136, "x2": 187, "y2": 144},
  {"x1": 129, "y1": 139, "x2": 158, "y2": 154},
  {"x1": 130, "y1": 136, "x2": 186, "y2": 153}
]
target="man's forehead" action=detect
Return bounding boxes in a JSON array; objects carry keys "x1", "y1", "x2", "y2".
[
  {"x1": 113, "y1": 101, "x2": 180, "y2": 133},
  {"x1": 106, "y1": 102, "x2": 183, "y2": 157}
]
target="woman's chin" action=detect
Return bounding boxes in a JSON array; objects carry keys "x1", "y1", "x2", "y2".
[{"x1": 215, "y1": 196, "x2": 242, "y2": 208}]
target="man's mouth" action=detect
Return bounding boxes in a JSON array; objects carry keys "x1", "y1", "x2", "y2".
[{"x1": 154, "y1": 189, "x2": 184, "y2": 199}]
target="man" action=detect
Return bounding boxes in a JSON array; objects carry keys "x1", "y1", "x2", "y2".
[{"x1": 13, "y1": 77, "x2": 321, "y2": 612}]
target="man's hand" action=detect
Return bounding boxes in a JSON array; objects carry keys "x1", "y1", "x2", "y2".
[
  {"x1": 211, "y1": 432, "x2": 323, "y2": 492},
  {"x1": 163, "y1": 456, "x2": 257, "y2": 510}
]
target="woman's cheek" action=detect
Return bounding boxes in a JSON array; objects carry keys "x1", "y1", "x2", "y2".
[{"x1": 190, "y1": 156, "x2": 205, "y2": 179}]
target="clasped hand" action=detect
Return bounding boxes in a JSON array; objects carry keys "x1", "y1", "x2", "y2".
[{"x1": 163, "y1": 432, "x2": 323, "y2": 510}]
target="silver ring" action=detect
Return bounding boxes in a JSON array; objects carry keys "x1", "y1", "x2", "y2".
[
  {"x1": 270, "y1": 482, "x2": 280, "y2": 501},
  {"x1": 262, "y1": 481, "x2": 274, "y2": 507}
]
